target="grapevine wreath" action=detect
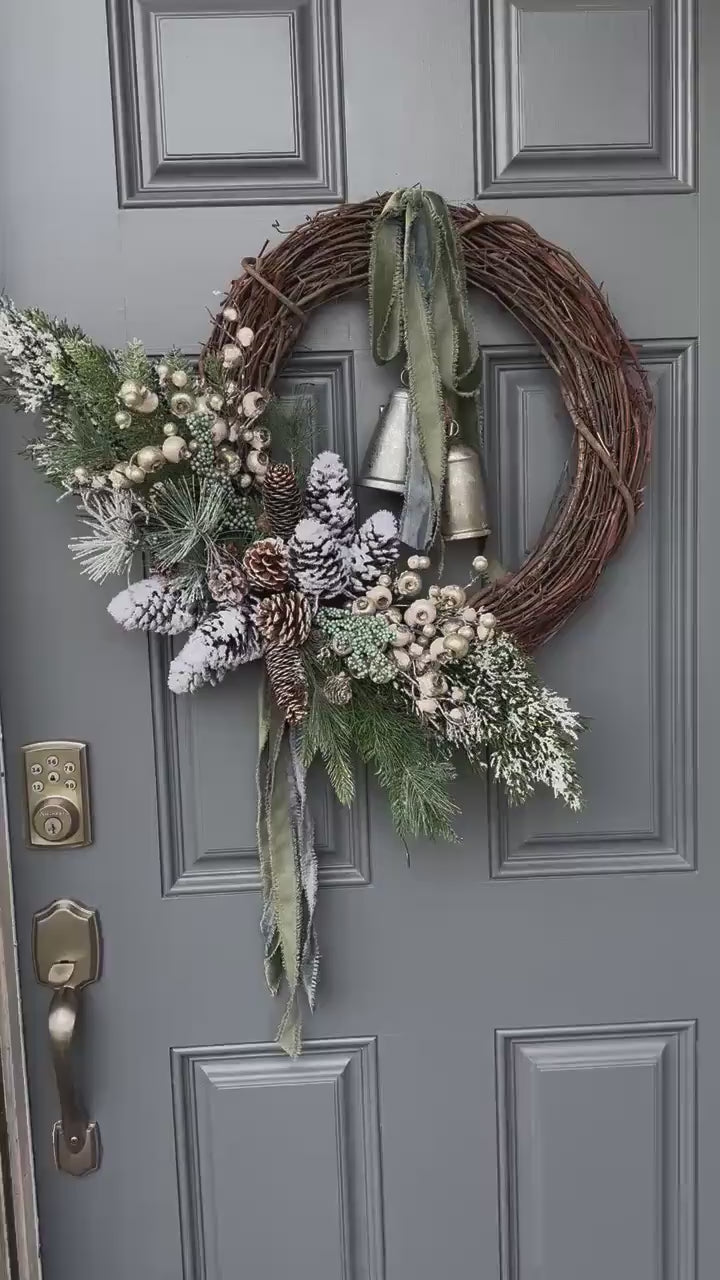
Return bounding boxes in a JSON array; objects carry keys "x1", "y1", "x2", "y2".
[{"x1": 0, "y1": 189, "x2": 652, "y2": 1051}]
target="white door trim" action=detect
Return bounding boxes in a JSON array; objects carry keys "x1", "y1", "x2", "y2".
[{"x1": 0, "y1": 716, "x2": 41, "y2": 1280}]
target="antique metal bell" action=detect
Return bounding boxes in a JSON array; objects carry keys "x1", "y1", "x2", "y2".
[
  {"x1": 359, "y1": 388, "x2": 411, "y2": 493},
  {"x1": 441, "y1": 436, "x2": 491, "y2": 540}
]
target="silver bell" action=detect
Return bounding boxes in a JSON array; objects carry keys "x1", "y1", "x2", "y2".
[
  {"x1": 359, "y1": 388, "x2": 411, "y2": 493},
  {"x1": 441, "y1": 440, "x2": 491, "y2": 541}
]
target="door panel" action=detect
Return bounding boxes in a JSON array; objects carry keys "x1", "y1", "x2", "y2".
[
  {"x1": 0, "y1": 1, "x2": 716, "y2": 1278},
  {"x1": 496, "y1": 1022, "x2": 696, "y2": 1280},
  {"x1": 172, "y1": 1039, "x2": 384, "y2": 1279},
  {"x1": 474, "y1": 0, "x2": 695, "y2": 196}
]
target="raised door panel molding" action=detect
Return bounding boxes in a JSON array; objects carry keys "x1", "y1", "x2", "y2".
[
  {"x1": 107, "y1": 0, "x2": 347, "y2": 206},
  {"x1": 496, "y1": 1022, "x2": 696, "y2": 1280},
  {"x1": 171, "y1": 1038, "x2": 385, "y2": 1279},
  {"x1": 473, "y1": 0, "x2": 696, "y2": 195},
  {"x1": 150, "y1": 352, "x2": 370, "y2": 894},
  {"x1": 485, "y1": 341, "x2": 697, "y2": 876}
]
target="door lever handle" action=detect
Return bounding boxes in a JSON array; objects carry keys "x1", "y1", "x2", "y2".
[
  {"x1": 32, "y1": 900, "x2": 101, "y2": 1175},
  {"x1": 48, "y1": 987, "x2": 99, "y2": 1172}
]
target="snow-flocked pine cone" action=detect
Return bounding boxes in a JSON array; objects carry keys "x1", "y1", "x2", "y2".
[
  {"x1": 304, "y1": 451, "x2": 356, "y2": 546},
  {"x1": 348, "y1": 510, "x2": 400, "y2": 592},
  {"x1": 242, "y1": 537, "x2": 289, "y2": 593},
  {"x1": 288, "y1": 518, "x2": 350, "y2": 598},
  {"x1": 207, "y1": 551, "x2": 248, "y2": 606},
  {"x1": 264, "y1": 644, "x2": 308, "y2": 724},
  {"x1": 262, "y1": 462, "x2": 304, "y2": 540},
  {"x1": 107, "y1": 575, "x2": 194, "y2": 636},
  {"x1": 256, "y1": 590, "x2": 313, "y2": 648},
  {"x1": 167, "y1": 605, "x2": 261, "y2": 694}
]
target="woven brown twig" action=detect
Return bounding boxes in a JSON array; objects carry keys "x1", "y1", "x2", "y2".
[{"x1": 204, "y1": 196, "x2": 653, "y2": 651}]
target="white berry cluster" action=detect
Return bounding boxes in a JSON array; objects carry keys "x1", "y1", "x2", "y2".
[{"x1": 348, "y1": 551, "x2": 496, "y2": 726}]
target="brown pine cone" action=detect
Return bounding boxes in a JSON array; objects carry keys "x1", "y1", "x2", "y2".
[
  {"x1": 323, "y1": 672, "x2": 352, "y2": 705},
  {"x1": 207, "y1": 550, "x2": 248, "y2": 605},
  {"x1": 256, "y1": 590, "x2": 312, "y2": 647},
  {"x1": 242, "y1": 537, "x2": 289, "y2": 593},
  {"x1": 264, "y1": 644, "x2": 308, "y2": 724},
  {"x1": 262, "y1": 462, "x2": 304, "y2": 540}
]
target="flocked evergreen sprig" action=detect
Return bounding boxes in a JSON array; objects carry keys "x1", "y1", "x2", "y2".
[
  {"x1": 452, "y1": 633, "x2": 583, "y2": 808},
  {"x1": 70, "y1": 489, "x2": 147, "y2": 583},
  {"x1": 145, "y1": 476, "x2": 254, "y2": 570}
]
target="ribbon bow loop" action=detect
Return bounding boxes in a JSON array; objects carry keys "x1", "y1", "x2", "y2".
[{"x1": 369, "y1": 187, "x2": 482, "y2": 548}]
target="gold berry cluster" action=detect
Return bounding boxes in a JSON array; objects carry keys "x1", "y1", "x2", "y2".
[{"x1": 73, "y1": 316, "x2": 269, "y2": 493}]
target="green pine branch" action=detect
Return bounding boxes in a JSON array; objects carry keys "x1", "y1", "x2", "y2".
[
  {"x1": 349, "y1": 684, "x2": 459, "y2": 844},
  {"x1": 300, "y1": 653, "x2": 356, "y2": 806},
  {"x1": 302, "y1": 651, "x2": 459, "y2": 844},
  {"x1": 301, "y1": 689, "x2": 356, "y2": 809},
  {"x1": 261, "y1": 390, "x2": 317, "y2": 479}
]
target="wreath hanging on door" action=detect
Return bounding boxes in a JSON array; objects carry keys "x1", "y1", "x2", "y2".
[{"x1": 0, "y1": 189, "x2": 652, "y2": 1051}]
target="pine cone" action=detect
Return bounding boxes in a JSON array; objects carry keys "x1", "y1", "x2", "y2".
[
  {"x1": 262, "y1": 462, "x2": 304, "y2": 540},
  {"x1": 288, "y1": 518, "x2": 350, "y2": 599},
  {"x1": 264, "y1": 644, "x2": 308, "y2": 724},
  {"x1": 167, "y1": 605, "x2": 261, "y2": 694},
  {"x1": 107, "y1": 575, "x2": 194, "y2": 636},
  {"x1": 323, "y1": 672, "x2": 352, "y2": 705},
  {"x1": 256, "y1": 590, "x2": 312, "y2": 647},
  {"x1": 349, "y1": 510, "x2": 400, "y2": 592},
  {"x1": 207, "y1": 551, "x2": 248, "y2": 606},
  {"x1": 304, "y1": 451, "x2": 356, "y2": 546},
  {"x1": 242, "y1": 537, "x2": 289, "y2": 593}
]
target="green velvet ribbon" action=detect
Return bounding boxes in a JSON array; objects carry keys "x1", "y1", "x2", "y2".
[
  {"x1": 370, "y1": 187, "x2": 483, "y2": 546},
  {"x1": 256, "y1": 677, "x2": 318, "y2": 1056}
]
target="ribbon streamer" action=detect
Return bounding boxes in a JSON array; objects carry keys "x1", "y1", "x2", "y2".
[
  {"x1": 369, "y1": 187, "x2": 483, "y2": 548},
  {"x1": 288, "y1": 727, "x2": 319, "y2": 1007},
  {"x1": 399, "y1": 399, "x2": 434, "y2": 550},
  {"x1": 256, "y1": 678, "x2": 318, "y2": 1055}
]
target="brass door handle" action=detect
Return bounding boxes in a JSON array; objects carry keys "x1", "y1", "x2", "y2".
[{"x1": 32, "y1": 900, "x2": 101, "y2": 1175}]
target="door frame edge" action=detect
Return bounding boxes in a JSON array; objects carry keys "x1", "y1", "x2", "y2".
[{"x1": 0, "y1": 715, "x2": 42, "y2": 1280}]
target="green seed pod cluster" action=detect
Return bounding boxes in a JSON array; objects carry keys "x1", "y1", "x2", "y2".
[{"x1": 316, "y1": 607, "x2": 394, "y2": 681}]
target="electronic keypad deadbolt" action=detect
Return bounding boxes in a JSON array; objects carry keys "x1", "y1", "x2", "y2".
[{"x1": 22, "y1": 741, "x2": 92, "y2": 848}]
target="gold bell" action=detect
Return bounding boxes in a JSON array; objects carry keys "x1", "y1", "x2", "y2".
[
  {"x1": 359, "y1": 388, "x2": 411, "y2": 493},
  {"x1": 441, "y1": 439, "x2": 491, "y2": 540}
]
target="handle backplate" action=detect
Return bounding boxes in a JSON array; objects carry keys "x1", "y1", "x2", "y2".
[{"x1": 32, "y1": 899, "x2": 100, "y2": 990}]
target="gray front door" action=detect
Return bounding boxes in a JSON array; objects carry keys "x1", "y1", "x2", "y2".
[{"x1": 0, "y1": 1, "x2": 715, "y2": 1276}]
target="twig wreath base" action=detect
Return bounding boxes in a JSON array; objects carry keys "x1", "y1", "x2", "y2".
[{"x1": 206, "y1": 197, "x2": 653, "y2": 651}]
